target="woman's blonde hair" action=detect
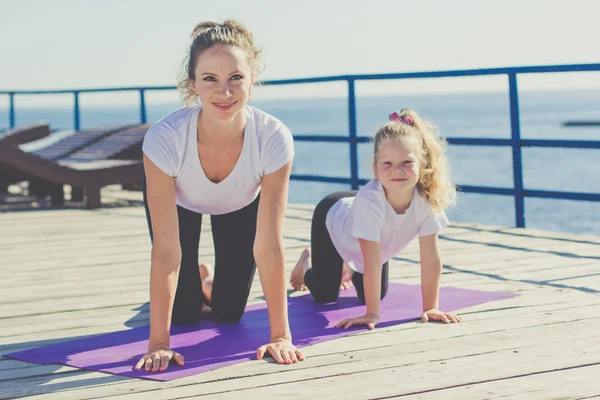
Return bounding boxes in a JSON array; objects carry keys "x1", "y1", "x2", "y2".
[
  {"x1": 373, "y1": 108, "x2": 456, "y2": 211},
  {"x1": 178, "y1": 20, "x2": 262, "y2": 106}
]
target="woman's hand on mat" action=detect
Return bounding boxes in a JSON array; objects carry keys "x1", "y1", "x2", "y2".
[
  {"x1": 134, "y1": 344, "x2": 184, "y2": 372},
  {"x1": 335, "y1": 313, "x2": 379, "y2": 330},
  {"x1": 256, "y1": 338, "x2": 305, "y2": 364},
  {"x1": 421, "y1": 308, "x2": 461, "y2": 324}
]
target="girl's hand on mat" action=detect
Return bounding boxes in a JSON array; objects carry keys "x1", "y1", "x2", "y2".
[
  {"x1": 421, "y1": 308, "x2": 462, "y2": 324},
  {"x1": 134, "y1": 344, "x2": 184, "y2": 372},
  {"x1": 335, "y1": 313, "x2": 379, "y2": 330},
  {"x1": 256, "y1": 338, "x2": 305, "y2": 364}
]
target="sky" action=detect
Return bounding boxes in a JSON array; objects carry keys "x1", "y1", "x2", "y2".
[{"x1": 0, "y1": 0, "x2": 599, "y2": 105}]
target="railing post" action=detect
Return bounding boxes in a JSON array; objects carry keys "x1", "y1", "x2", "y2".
[
  {"x1": 508, "y1": 73, "x2": 525, "y2": 228},
  {"x1": 73, "y1": 91, "x2": 80, "y2": 131},
  {"x1": 9, "y1": 92, "x2": 15, "y2": 129},
  {"x1": 139, "y1": 89, "x2": 147, "y2": 124},
  {"x1": 347, "y1": 79, "x2": 359, "y2": 190}
]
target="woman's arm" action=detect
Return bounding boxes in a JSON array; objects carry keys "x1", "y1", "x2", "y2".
[
  {"x1": 419, "y1": 233, "x2": 460, "y2": 323},
  {"x1": 254, "y1": 161, "x2": 291, "y2": 341},
  {"x1": 135, "y1": 155, "x2": 184, "y2": 372},
  {"x1": 253, "y1": 161, "x2": 304, "y2": 363}
]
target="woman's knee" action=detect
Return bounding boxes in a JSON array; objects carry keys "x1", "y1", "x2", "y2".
[
  {"x1": 171, "y1": 306, "x2": 202, "y2": 325},
  {"x1": 354, "y1": 286, "x2": 387, "y2": 303},
  {"x1": 310, "y1": 290, "x2": 339, "y2": 304},
  {"x1": 211, "y1": 304, "x2": 246, "y2": 322}
]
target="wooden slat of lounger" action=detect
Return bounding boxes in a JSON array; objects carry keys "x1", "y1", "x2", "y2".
[
  {"x1": 33, "y1": 125, "x2": 135, "y2": 160},
  {"x1": 57, "y1": 159, "x2": 140, "y2": 170},
  {"x1": 62, "y1": 124, "x2": 149, "y2": 162}
]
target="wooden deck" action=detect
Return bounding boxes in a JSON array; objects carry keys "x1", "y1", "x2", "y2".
[{"x1": 1, "y1": 187, "x2": 599, "y2": 399}]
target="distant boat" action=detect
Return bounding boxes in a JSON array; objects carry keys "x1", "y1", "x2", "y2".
[{"x1": 563, "y1": 120, "x2": 600, "y2": 126}]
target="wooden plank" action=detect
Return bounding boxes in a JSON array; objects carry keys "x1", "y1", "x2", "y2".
[
  {"x1": 3, "y1": 293, "x2": 598, "y2": 360},
  {"x1": 3, "y1": 285, "x2": 596, "y2": 342},
  {"x1": 395, "y1": 364, "x2": 600, "y2": 399},
  {"x1": 3, "y1": 261, "x2": 597, "y2": 301},
  {"x1": 6, "y1": 316, "x2": 599, "y2": 399},
  {"x1": 8, "y1": 256, "x2": 597, "y2": 304}
]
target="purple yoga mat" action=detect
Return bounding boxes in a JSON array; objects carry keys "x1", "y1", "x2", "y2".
[{"x1": 5, "y1": 283, "x2": 517, "y2": 381}]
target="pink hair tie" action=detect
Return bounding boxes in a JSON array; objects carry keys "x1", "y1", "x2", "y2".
[{"x1": 389, "y1": 112, "x2": 413, "y2": 126}]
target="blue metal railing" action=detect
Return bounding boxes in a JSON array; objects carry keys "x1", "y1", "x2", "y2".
[{"x1": 2, "y1": 63, "x2": 600, "y2": 227}]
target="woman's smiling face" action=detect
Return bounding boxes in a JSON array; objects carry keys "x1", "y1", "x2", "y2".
[{"x1": 191, "y1": 45, "x2": 254, "y2": 119}]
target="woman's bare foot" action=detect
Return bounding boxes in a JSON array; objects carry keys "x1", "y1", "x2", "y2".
[
  {"x1": 290, "y1": 249, "x2": 310, "y2": 291},
  {"x1": 199, "y1": 263, "x2": 214, "y2": 303},
  {"x1": 340, "y1": 262, "x2": 354, "y2": 291}
]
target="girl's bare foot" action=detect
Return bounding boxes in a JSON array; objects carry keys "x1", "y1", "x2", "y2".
[
  {"x1": 290, "y1": 249, "x2": 310, "y2": 291},
  {"x1": 340, "y1": 262, "x2": 354, "y2": 290},
  {"x1": 199, "y1": 263, "x2": 214, "y2": 303}
]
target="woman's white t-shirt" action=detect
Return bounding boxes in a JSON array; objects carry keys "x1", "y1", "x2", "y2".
[
  {"x1": 142, "y1": 106, "x2": 294, "y2": 215},
  {"x1": 325, "y1": 179, "x2": 449, "y2": 273}
]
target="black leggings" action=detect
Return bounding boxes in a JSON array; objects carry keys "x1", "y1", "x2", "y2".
[
  {"x1": 304, "y1": 191, "x2": 389, "y2": 304},
  {"x1": 143, "y1": 180, "x2": 259, "y2": 325}
]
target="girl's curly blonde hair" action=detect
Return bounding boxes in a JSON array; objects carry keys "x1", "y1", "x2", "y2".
[
  {"x1": 373, "y1": 108, "x2": 456, "y2": 211},
  {"x1": 178, "y1": 20, "x2": 262, "y2": 106}
]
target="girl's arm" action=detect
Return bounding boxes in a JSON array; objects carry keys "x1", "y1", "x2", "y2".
[
  {"x1": 336, "y1": 238, "x2": 382, "y2": 329},
  {"x1": 360, "y1": 238, "x2": 383, "y2": 320},
  {"x1": 253, "y1": 161, "x2": 305, "y2": 364},
  {"x1": 134, "y1": 155, "x2": 184, "y2": 372},
  {"x1": 419, "y1": 233, "x2": 460, "y2": 324},
  {"x1": 419, "y1": 233, "x2": 442, "y2": 311}
]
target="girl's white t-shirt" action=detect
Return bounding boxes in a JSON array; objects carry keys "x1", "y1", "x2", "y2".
[
  {"x1": 325, "y1": 179, "x2": 449, "y2": 273},
  {"x1": 142, "y1": 105, "x2": 294, "y2": 215}
]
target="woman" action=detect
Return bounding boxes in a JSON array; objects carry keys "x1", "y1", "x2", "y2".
[{"x1": 135, "y1": 20, "x2": 304, "y2": 373}]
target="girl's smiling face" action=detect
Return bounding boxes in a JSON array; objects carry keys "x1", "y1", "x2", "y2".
[{"x1": 373, "y1": 137, "x2": 421, "y2": 194}]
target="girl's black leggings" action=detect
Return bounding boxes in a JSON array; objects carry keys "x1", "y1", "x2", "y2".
[
  {"x1": 143, "y1": 179, "x2": 259, "y2": 325},
  {"x1": 304, "y1": 191, "x2": 389, "y2": 304}
]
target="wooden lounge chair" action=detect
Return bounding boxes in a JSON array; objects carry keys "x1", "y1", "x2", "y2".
[
  {"x1": 0, "y1": 122, "x2": 50, "y2": 146},
  {"x1": 57, "y1": 124, "x2": 150, "y2": 202},
  {"x1": 1, "y1": 124, "x2": 137, "y2": 201},
  {"x1": 0, "y1": 122, "x2": 51, "y2": 192},
  {"x1": 0, "y1": 124, "x2": 149, "y2": 208}
]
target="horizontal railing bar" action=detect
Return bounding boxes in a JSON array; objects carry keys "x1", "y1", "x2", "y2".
[
  {"x1": 520, "y1": 139, "x2": 600, "y2": 149},
  {"x1": 524, "y1": 190, "x2": 600, "y2": 202},
  {"x1": 457, "y1": 185, "x2": 515, "y2": 196},
  {"x1": 292, "y1": 135, "x2": 371, "y2": 143},
  {"x1": 290, "y1": 174, "x2": 354, "y2": 184},
  {"x1": 447, "y1": 138, "x2": 600, "y2": 149},
  {"x1": 447, "y1": 138, "x2": 512, "y2": 146},
  {"x1": 2, "y1": 63, "x2": 598, "y2": 94}
]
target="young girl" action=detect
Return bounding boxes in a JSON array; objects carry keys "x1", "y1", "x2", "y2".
[
  {"x1": 290, "y1": 108, "x2": 461, "y2": 329},
  {"x1": 136, "y1": 20, "x2": 303, "y2": 373}
]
